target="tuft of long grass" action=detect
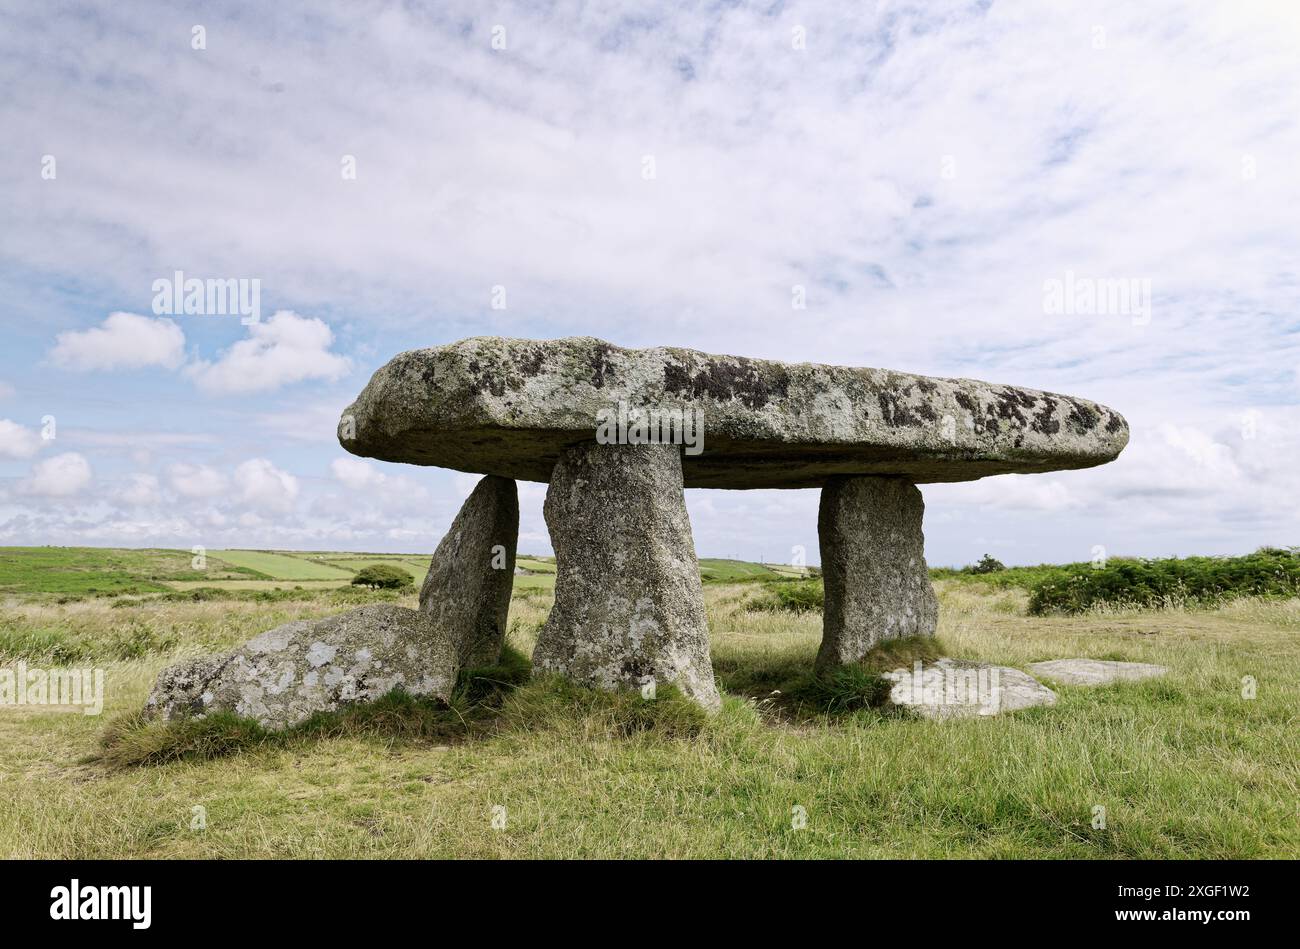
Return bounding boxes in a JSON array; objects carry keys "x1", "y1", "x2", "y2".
[
  {"x1": 718, "y1": 634, "x2": 944, "y2": 720},
  {"x1": 499, "y1": 676, "x2": 708, "y2": 740}
]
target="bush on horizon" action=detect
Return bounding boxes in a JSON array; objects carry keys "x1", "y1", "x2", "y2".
[{"x1": 351, "y1": 564, "x2": 414, "y2": 590}]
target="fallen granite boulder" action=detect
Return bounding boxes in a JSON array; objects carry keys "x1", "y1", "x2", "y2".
[
  {"x1": 1027, "y1": 659, "x2": 1168, "y2": 686},
  {"x1": 339, "y1": 336, "x2": 1128, "y2": 489},
  {"x1": 144, "y1": 605, "x2": 458, "y2": 730},
  {"x1": 882, "y1": 658, "x2": 1057, "y2": 719}
]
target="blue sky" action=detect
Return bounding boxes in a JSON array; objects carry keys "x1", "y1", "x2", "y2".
[{"x1": 1, "y1": 0, "x2": 1298, "y2": 566}]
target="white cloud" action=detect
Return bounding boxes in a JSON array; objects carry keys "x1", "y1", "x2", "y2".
[
  {"x1": 256, "y1": 402, "x2": 350, "y2": 442},
  {"x1": 328, "y1": 456, "x2": 432, "y2": 515},
  {"x1": 331, "y1": 456, "x2": 385, "y2": 489},
  {"x1": 234, "y1": 458, "x2": 299, "y2": 511},
  {"x1": 22, "y1": 452, "x2": 92, "y2": 497},
  {"x1": 926, "y1": 477, "x2": 1082, "y2": 514},
  {"x1": 48, "y1": 312, "x2": 185, "y2": 371},
  {"x1": 114, "y1": 473, "x2": 162, "y2": 507},
  {"x1": 0, "y1": 419, "x2": 46, "y2": 459},
  {"x1": 167, "y1": 462, "x2": 229, "y2": 498},
  {"x1": 187, "y1": 311, "x2": 350, "y2": 394}
]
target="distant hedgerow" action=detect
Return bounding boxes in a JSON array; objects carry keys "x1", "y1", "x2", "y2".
[{"x1": 1027, "y1": 548, "x2": 1300, "y2": 615}]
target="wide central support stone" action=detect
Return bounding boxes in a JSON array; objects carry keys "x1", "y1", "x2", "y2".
[
  {"x1": 532, "y1": 442, "x2": 721, "y2": 711},
  {"x1": 815, "y1": 476, "x2": 938, "y2": 673}
]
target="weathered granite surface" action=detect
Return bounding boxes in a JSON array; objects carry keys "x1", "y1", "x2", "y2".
[
  {"x1": 144, "y1": 605, "x2": 457, "y2": 730},
  {"x1": 420, "y1": 474, "x2": 518, "y2": 668},
  {"x1": 1027, "y1": 659, "x2": 1168, "y2": 686},
  {"x1": 338, "y1": 336, "x2": 1129, "y2": 489},
  {"x1": 883, "y1": 658, "x2": 1057, "y2": 719},
  {"x1": 531, "y1": 442, "x2": 721, "y2": 711},
  {"x1": 816, "y1": 476, "x2": 939, "y2": 673}
]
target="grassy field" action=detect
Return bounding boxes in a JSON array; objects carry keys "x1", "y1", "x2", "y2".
[
  {"x1": 0, "y1": 547, "x2": 264, "y2": 596},
  {"x1": 0, "y1": 546, "x2": 1296, "y2": 859},
  {"x1": 0, "y1": 547, "x2": 818, "y2": 597},
  {"x1": 206, "y1": 550, "x2": 355, "y2": 581}
]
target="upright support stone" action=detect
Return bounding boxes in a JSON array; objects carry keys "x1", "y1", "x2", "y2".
[
  {"x1": 419, "y1": 474, "x2": 518, "y2": 668},
  {"x1": 815, "y1": 475, "x2": 938, "y2": 674},
  {"x1": 532, "y1": 442, "x2": 721, "y2": 711}
]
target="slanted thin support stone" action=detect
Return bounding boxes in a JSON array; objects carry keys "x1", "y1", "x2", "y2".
[
  {"x1": 419, "y1": 474, "x2": 518, "y2": 668},
  {"x1": 815, "y1": 475, "x2": 939, "y2": 674},
  {"x1": 532, "y1": 442, "x2": 720, "y2": 711}
]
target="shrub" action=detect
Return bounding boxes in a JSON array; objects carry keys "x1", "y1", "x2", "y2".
[
  {"x1": 749, "y1": 578, "x2": 824, "y2": 613},
  {"x1": 967, "y1": 554, "x2": 1006, "y2": 574},
  {"x1": 351, "y1": 564, "x2": 414, "y2": 590},
  {"x1": 1027, "y1": 548, "x2": 1300, "y2": 615}
]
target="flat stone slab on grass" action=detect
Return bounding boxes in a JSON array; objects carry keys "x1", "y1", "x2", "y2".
[
  {"x1": 1027, "y1": 659, "x2": 1168, "y2": 686},
  {"x1": 144, "y1": 604, "x2": 458, "y2": 730},
  {"x1": 882, "y1": 658, "x2": 1057, "y2": 720},
  {"x1": 339, "y1": 336, "x2": 1129, "y2": 489}
]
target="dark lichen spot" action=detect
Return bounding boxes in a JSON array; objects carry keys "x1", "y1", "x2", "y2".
[
  {"x1": 662, "y1": 357, "x2": 789, "y2": 410},
  {"x1": 620, "y1": 658, "x2": 652, "y2": 681},
  {"x1": 1105, "y1": 413, "x2": 1125, "y2": 434},
  {"x1": 992, "y1": 387, "x2": 1036, "y2": 428},
  {"x1": 463, "y1": 357, "x2": 506, "y2": 397},
  {"x1": 418, "y1": 360, "x2": 438, "y2": 389},
  {"x1": 588, "y1": 342, "x2": 616, "y2": 389},
  {"x1": 1032, "y1": 398, "x2": 1061, "y2": 435},
  {"x1": 954, "y1": 391, "x2": 979, "y2": 414},
  {"x1": 662, "y1": 361, "x2": 691, "y2": 397},
  {"x1": 877, "y1": 392, "x2": 928, "y2": 427},
  {"x1": 1067, "y1": 402, "x2": 1100, "y2": 434},
  {"x1": 515, "y1": 346, "x2": 546, "y2": 378},
  {"x1": 995, "y1": 399, "x2": 1025, "y2": 425}
]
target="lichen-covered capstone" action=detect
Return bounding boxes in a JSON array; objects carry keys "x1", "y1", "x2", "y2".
[
  {"x1": 420, "y1": 474, "x2": 518, "y2": 667},
  {"x1": 816, "y1": 476, "x2": 939, "y2": 673},
  {"x1": 338, "y1": 336, "x2": 1129, "y2": 489},
  {"x1": 143, "y1": 605, "x2": 458, "y2": 730},
  {"x1": 532, "y1": 442, "x2": 721, "y2": 711}
]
